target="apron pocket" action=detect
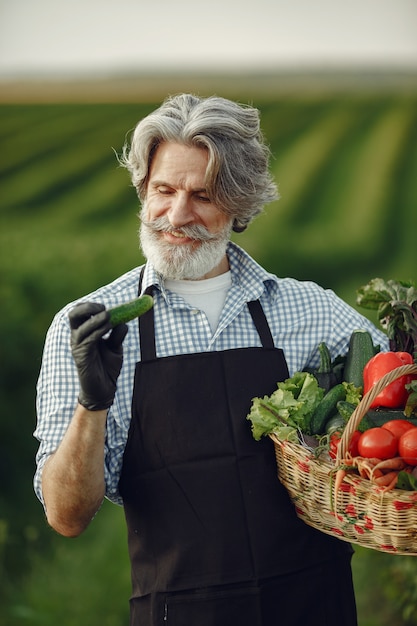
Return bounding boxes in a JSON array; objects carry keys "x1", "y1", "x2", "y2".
[{"x1": 164, "y1": 584, "x2": 262, "y2": 626}]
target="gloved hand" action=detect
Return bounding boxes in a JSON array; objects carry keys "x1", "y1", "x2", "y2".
[{"x1": 69, "y1": 302, "x2": 128, "y2": 411}]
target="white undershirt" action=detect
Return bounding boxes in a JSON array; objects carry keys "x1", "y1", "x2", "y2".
[{"x1": 165, "y1": 271, "x2": 232, "y2": 332}]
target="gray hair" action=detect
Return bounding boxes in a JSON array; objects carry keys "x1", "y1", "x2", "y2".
[{"x1": 119, "y1": 94, "x2": 278, "y2": 232}]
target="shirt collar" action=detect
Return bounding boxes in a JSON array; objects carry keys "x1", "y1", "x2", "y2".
[
  {"x1": 140, "y1": 263, "x2": 165, "y2": 294},
  {"x1": 139, "y1": 240, "x2": 279, "y2": 302},
  {"x1": 227, "y1": 241, "x2": 280, "y2": 301}
]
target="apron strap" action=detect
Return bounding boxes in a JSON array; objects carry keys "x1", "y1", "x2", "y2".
[
  {"x1": 138, "y1": 266, "x2": 157, "y2": 361},
  {"x1": 137, "y1": 266, "x2": 275, "y2": 359},
  {"x1": 247, "y1": 299, "x2": 275, "y2": 349}
]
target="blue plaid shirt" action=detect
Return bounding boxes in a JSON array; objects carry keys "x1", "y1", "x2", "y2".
[{"x1": 34, "y1": 242, "x2": 388, "y2": 505}]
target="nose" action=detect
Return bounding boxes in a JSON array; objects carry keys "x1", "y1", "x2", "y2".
[{"x1": 167, "y1": 192, "x2": 194, "y2": 228}]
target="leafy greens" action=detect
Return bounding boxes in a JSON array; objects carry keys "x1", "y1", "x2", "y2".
[
  {"x1": 356, "y1": 277, "x2": 417, "y2": 356},
  {"x1": 247, "y1": 371, "x2": 324, "y2": 442}
]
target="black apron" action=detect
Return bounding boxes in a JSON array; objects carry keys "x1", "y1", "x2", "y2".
[{"x1": 119, "y1": 277, "x2": 357, "y2": 626}]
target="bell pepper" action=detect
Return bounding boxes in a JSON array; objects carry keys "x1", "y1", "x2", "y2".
[{"x1": 363, "y1": 351, "x2": 416, "y2": 409}]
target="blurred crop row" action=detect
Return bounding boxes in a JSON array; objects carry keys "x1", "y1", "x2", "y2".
[{"x1": 1, "y1": 94, "x2": 417, "y2": 625}]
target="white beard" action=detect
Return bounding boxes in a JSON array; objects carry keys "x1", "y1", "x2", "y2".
[{"x1": 139, "y1": 210, "x2": 232, "y2": 280}]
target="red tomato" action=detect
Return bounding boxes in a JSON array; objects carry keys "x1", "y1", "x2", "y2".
[
  {"x1": 329, "y1": 432, "x2": 341, "y2": 459},
  {"x1": 382, "y1": 419, "x2": 416, "y2": 440},
  {"x1": 329, "y1": 430, "x2": 361, "y2": 459},
  {"x1": 398, "y1": 428, "x2": 417, "y2": 466},
  {"x1": 358, "y1": 427, "x2": 398, "y2": 460}
]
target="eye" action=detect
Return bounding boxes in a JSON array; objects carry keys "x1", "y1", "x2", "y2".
[
  {"x1": 157, "y1": 186, "x2": 174, "y2": 195},
  {"x1": 195, "y1": 193, "x2": 210, "y2": 203}
]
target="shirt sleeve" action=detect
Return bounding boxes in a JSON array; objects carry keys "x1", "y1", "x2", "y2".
[
  {"x1": 271, "y1": 279, "x2": 390, "y2": 376},
  {"x1": 33, "y1": 308, "x2": 79, "y2": 506},
  {"x1": 34, "y1": 303, "x2": 134, "y2": 508},
  {"x1": 308, "y1": 287, "x2": 390, "y2": 369}
]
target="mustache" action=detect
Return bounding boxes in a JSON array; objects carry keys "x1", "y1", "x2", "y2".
[{"x1": 140, "y1": 215, "x2": 219, "y2": 242}]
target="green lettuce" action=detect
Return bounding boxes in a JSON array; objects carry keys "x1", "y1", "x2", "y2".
[
  {"x1": 343, "y1": 381, "x2": 362, "y2": 405},
  {"x1": 247, "y1": 371, "x2": 324, "y2": 441}
]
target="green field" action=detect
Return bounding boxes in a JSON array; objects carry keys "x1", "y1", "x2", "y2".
[{"x1": 1, "y1": 90, "x2": 417, "y2": 625}]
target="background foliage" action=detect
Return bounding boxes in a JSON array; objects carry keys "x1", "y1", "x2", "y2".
[{"x1": 1, "y1": 87, "x2": 417, "y2": 625}]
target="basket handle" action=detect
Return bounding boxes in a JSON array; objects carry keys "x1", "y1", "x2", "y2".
[{"x1": 336, "y1": 363, "x2": 417, "y2": 463}]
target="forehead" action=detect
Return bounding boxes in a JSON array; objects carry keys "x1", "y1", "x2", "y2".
[{"x1": 149, "y1": 142, "x2": 209, "y2": 185}]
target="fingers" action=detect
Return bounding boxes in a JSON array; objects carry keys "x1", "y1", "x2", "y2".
[
  {"x1": 106, "y1": 323, "x2": 128, "y2": 351},
  {"x1": 68, "y1": 301, "x2": 127, "y2": 412},
  {"x1": 69, "y1": 302, "x2": 111, "y2": 345},
  {"x1": 68, "y1": 302, "x2": 106, "y2": 329}
]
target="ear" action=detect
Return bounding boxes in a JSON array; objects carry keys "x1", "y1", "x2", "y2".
[{"x1": 232, "y1": 219, "x2": 247, "y2": 233}]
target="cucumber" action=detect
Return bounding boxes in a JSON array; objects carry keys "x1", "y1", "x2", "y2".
[
  {"x1": 336, "y1": 400, "x2": 356, "y2": 422},
  {"x1": 343, "y1": 329, "x2": 377, "y2": 390},
  {"x1": 325, "y1": 413, "x2": 346, "y2": 434},
  {"x1": 108, "y1": 295, "x2": 154, "y2": 327},
  {"x1": 317, "y1": 341, "x2": 332, "y2": 372},
  {"x1": 305, "y1": 342, "x2": 343, "y2": 392},
  {"x1": 336, "y1": 400, "x2": 374, "y2": 432},
  {"x1": 310, "y1": 383, "x2": 347, "y2": 435},
  {"x1": 314, "y1": 342, "x2": 338, "y2": 392}
]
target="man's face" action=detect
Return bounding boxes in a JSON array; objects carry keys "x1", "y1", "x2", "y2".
[{"x1": 140, "y1": 142, "x2": 233, "y2": 280}]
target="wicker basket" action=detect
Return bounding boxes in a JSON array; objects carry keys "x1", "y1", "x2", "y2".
[{"x1": 270, "y1": 364, "x2": 417, "y2": 555}]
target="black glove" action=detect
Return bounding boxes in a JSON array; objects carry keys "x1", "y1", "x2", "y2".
[{"x1": 69, "y1": 302, "x2": 128, "y2": 411}]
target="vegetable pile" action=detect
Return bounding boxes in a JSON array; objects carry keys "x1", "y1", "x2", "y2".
[{"x1": 247, "y1": 278, "x2": 417, "y2": 493}]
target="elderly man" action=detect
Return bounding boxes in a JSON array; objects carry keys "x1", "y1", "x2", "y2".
[{"x1": 34, "y1": 94, "x2": 388, "y2": 625}]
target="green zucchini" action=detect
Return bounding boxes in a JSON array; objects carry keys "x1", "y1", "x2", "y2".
[
  {"x1": 310, "y1": 383, "x2": 347, "y2": 435},
  {"x1": 343, "y1": 329, "x2": 377, "y2": 390},
  {"x1": 366, "y1": 409, "x2": 417, "y2": 428},
  {"x1": 108, "y1": 295, "x2": 154, "y2": 327},
  {"x1": 335, "y1": 404, "x2": 417, "y2": 432},
  {"x1": 314, "y1": 342, "x2": 339, "y2": 392}
]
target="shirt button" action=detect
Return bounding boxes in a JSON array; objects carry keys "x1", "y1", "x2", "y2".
[{"x1": 191, "y1": 309, "x2": 200, "y2": 315}]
